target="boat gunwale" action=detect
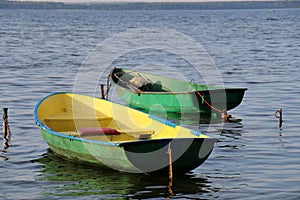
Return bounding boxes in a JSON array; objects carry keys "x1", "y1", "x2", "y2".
[{"x1": 115, "y1": 83, "x2": 248, "y2": 95}]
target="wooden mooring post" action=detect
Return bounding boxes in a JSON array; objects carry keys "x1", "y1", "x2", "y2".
[
  {"x1": 100, "y1": 84, "x2": 105, "y2": 99},
  {"x1": 2, "y1": 108, "x2": 10, "y2": 149},
  {"x1": 167, "y1": 142, "x2": 174, "y2": 198},
  {"x1": 275, "y1": 108, "x2": 283, "y2": 129}
]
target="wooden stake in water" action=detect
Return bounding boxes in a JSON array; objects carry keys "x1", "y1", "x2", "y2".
[
  {"x1": 100, "y1": 84, "x2": 105, "y2": 99},
  {"x1": 275, "y1": 108, "x2": 283, "y2": 128},
  {"x1": 167, "y1": 142, "x2": 174, "y2": 198},
  {"x1": 2, "y1": 108, "x2": 9, "y2": 149}
]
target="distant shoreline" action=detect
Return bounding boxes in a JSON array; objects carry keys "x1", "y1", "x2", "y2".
[{"x1": 0, "y1": 0, "x2": 299, "y2": 10}]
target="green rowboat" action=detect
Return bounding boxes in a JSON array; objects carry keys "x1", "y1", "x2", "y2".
[
  {"x1": 110, "y1": 68, "x2": 247, "y2": 115},
  {"x1": 34, "y1": 92, "x2": 217, "y2": 173}
]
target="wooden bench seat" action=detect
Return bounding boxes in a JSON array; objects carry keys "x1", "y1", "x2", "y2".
[
  {"x1": 61, "y1": 128, "x2": 154, "y2": 140},
  {"x1": 44, "y1": 113, "x2": 113, "y2": 132},
  {"x1": 117, "y1": 129, "x2": 154, "y2": 139},
  {"x1": 45, "y1": 112, "x2": 112, "y2": 122}
]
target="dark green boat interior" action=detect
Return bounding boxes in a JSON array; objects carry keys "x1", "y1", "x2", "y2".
[{"x1": 111, "y1": 67, "x2": 214, "y2": 93}]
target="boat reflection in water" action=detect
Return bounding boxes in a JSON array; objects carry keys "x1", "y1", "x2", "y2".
[{"x1": 34, "y1": 150, "x2": 218, "y2": 199}]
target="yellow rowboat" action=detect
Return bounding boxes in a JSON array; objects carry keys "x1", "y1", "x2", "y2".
[{"x1": 34, "y1": 92, "x2": 217, "y2": 173}]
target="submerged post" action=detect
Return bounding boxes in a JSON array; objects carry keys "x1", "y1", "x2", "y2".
[
  {"x1": 2, "y1": 108, "x2": 9, "y2": 149},
  {"x1": 275, "y1": 108, "x2": 283, "y2": 128},
  {"x1": 100, "y1": 84, "x2": 105, "y2": 99}
]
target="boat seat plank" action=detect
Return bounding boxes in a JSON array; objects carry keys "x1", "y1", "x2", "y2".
[
  {"x1": 62, "y1": 131, "x2": 81, "y2": 137},
  {"x1": 61, "y1": 131, "x2": 114, "y2": 138},
  {"x1": 117, "y1": 129, "x2": 154, "y2": 139},
  {"x1": 45, "y1": 112, "x2": 112, "y2": 121},
  {"x1": 61, "y1": 129, "x2": 154, "y2": 140}
]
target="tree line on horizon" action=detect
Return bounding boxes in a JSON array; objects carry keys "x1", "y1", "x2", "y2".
[{"x1": 0, "y1": 0, "x2": 299, "y2": 10}]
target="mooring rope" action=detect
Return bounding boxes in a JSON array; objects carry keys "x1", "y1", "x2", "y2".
[{"x1": 196, "y1": 91, "x2": 230, "y2": 121}]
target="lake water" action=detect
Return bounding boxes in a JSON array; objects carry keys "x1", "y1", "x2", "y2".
[{"x1": 0, "y1": 8, "x2": 300, "y2": 199}]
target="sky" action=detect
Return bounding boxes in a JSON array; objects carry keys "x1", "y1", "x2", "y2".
[{"x1": 14, "y1": 0, "x2": 277, "y2": 3}]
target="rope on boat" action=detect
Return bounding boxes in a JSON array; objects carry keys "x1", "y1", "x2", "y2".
[
  {"x1": 196, "y1": 91, "x2": 230, "y2": 122},
  {"x1": 113, "y1": 73, "x2": 142, "y2": 93},
  {"x1": 137, "y1": 72, "x2": 153, "y2": 84}
]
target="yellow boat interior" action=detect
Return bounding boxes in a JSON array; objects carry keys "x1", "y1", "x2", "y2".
[{"x1": 36, "y1": 93, "x2": 208, "y2": 142}]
